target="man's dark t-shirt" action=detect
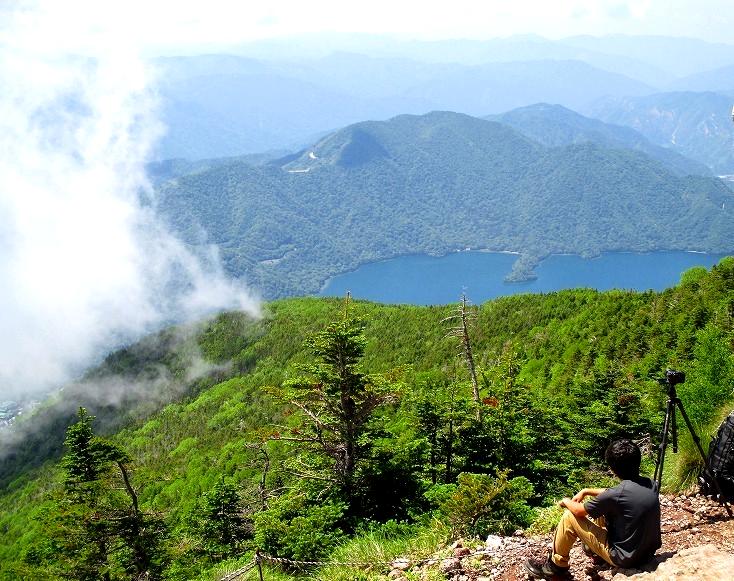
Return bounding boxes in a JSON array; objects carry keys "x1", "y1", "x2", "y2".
[{"x1": 585, "y1": 477, "x2": 661, "y2": 567}]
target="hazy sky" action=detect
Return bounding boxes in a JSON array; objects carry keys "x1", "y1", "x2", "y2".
[{"x1": 3, "y1": 0, "x2": 733, "y2": 56}]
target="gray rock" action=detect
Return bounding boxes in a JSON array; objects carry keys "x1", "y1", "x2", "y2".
[
  {"x1": 611, "y1": 545, "x2": 734, "y2": 580},
  {"x1": 486, "y1": 535, "x2": 503, "y2": 550},
  {"x1": 391, "y1": 559, "x2": 411, "y2": 571},
  {"x1": 439, "y1": 557, "x2": 462, "y2": 573}
]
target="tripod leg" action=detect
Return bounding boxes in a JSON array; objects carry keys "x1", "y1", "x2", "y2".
[
  {"x1": 654, "y1": 401, "x2": 673, "y2": 490},
  {"x1": 675, "y1": 401, "x2": 732, "y2": 517},
  {"x1": 671, "y1": 403, "x2": 678, "y2": 453}
]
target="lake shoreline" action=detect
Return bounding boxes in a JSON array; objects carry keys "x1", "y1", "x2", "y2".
[{"x1": 319, "y1": 250, "x2": 730, "y2": 306}]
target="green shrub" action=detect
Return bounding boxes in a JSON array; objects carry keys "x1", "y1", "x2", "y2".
[
  {"x1": 440, "y1": 472, "x2": 535, "y2": 537},
  {"x1": 526, "y1": 504, "x2": 564, "y2": 535},
  {"x1": 253, "y1": 496, "x2": 347, "y2": 562}
]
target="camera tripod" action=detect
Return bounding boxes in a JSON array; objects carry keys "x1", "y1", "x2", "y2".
[{"x1": 653, "y1": 370, "x2": 732, "y2": 516}]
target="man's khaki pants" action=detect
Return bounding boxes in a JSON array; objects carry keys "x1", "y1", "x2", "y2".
[{"x1": 552, "y1": 509, "x2": 615, "y2": 568}]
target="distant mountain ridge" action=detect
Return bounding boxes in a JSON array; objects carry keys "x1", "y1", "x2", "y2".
[
  {"x1": 487, "y1": 103, "x2": 711, "y2": 176},
  {"x1": 157, "y1": 111, "x2": 734, "y2": 298},
  {"x1": 589, "y1": 91, "x2": 734, "y2": 174},
  {"x1": 670, "y1": 64, "x2": 734, "y2": 92},
  {"x1": 234, "y1": 33, "x2": 734, "y2": 80},
  {"x1": 152, "y1": 54, "x2": 656, "y2": 160}
]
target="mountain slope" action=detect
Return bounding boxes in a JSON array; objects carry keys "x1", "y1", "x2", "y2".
[
  {"x1": 157, "y1": 111, "x2": 734, "y2": 298},
  {"x1": 487, "y1": 103, "x2": 711, "y2": 176},
  {"x1": 588, "y1": 91, "x2": 734, "y2": 174},
  {"x1": 3, "y1": 260, "x2": 734, "y2": 578}
]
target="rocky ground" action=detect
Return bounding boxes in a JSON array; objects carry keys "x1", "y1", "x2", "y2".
[{"x1": 389, "y1": 494, "x2": 734, "y2": 580}]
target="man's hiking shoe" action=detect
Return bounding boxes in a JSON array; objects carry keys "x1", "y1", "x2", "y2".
[{"x1": 524, "y1": 554, "x2": 571, "y2": 579}]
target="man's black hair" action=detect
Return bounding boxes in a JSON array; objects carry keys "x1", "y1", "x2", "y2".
[{"x1": 605, "y1": 439, "x2": 641, "y2": 480}]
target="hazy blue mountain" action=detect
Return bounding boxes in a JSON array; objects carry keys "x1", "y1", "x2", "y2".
[
  {"x1": 400, "y1": 60, "x2": 654, "y2": 115},
  {"x1": 153, "y1": 54, "x2": 657, "y2": 160},
  {"x1": 157, "y1": 111, "x2": 734, "y2": 298},
  {"x1": 362, "y1": 36, "x2": 670, "y2": 84},
  {"x1": 284, "y1": 52, "x2": 458, "y2": 99},
  {"x1": 589, "y1": 91, "x2": 734, "y2": 174},
  {"x1": 487, "y1": 103, "x2": 711, "y2": 176},
  {"x1": 233, "y1": 33, "x2": 681, "y2": 85},
  {"x1": 155, "y1": 69, "x2": 380, "y2": 159},
  {"x1": 670, "y1": 64, "x2": 734, "y2": 92},
  {"x1": 562, "y1": 35, "x2": 734, "y2": 78}
]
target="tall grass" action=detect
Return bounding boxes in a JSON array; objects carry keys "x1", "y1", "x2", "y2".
[
  {"x1": 200, "y1": 520, "x2": 450, "y2": 581},
  {"x1": 317, "y1": 519, "x2": 450, "y2": 581},
  {"x1": 666, "y1": 401, "x2": 734, "y2": 492}
]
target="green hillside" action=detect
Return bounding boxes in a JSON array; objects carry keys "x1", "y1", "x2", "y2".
[
  {"x1": 157, "y1": 111, "x2": 734, "y2": 298},
  {"x1": 2, "y1": 259, "x2": 734, "y2": 579}
]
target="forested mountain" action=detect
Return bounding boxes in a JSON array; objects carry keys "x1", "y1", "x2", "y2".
[
  {"x1": 146, "y1": 151, "x2": 289, "y2": 187},
  {"x1": 155, "y1": 111, "x2": 734, "y2": 298},
  {"x1": 153, "y1": 54, "x2": 655, "y2": 160},
  {"x1": 487, "y1": 103, "x2": 711, "y2": 176},
  {"x1": 3, "y1": 260, "x2": 734, "y2": 579},
  {"x1": 589, "y1": 91, "x2": 734, "y2": 174}
]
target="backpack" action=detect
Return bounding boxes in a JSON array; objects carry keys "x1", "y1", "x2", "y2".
[{"x1": 699, "y1": 411, "x2": 734, "y2": 501}]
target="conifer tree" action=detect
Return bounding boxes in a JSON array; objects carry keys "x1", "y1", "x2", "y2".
[
  {"x1": 194, "y1": 479, "x2": 251, "y2": 558},
  {"x1": 273, "y1": 316, "x2": 396, "y2": 499},
  {"x1": 47, "y1": 408, "x2": 166, "y2": 580}
]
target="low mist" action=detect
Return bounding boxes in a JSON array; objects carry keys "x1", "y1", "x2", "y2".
[{"x1": 0, "y1": 3, "x2": 259, "y2": 400}]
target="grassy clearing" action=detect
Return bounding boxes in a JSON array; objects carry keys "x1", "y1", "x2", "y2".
[{"x1": 317, "y1": 520, "x2": 450, "y2": 581}]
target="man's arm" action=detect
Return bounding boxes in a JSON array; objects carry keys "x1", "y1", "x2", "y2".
[
  {"x1": 571, "y1": 488, "x2": 606, "y2": 502},
  {"x1": 560, "y1": 488, "x2": 607, "y2": 518},
  {"x1": 558, "y1": 497, "x2": 588, "y2": 518}
]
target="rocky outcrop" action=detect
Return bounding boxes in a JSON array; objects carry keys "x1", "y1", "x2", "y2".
[
  {"x1": 612, "y1": 544, "x2": 734, "y2": 580},
  {"x1": 383, "y1": 495, "x2": 733, "y2": 580}
]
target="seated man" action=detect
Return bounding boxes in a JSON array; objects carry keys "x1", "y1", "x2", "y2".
[{"x1": 525, "y1": 439, "x2": 661, "y2": 579}]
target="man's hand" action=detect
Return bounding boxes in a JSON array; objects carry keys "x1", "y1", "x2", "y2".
[{"x1": 558, "y1": 497, "x2": 588, "y2": 518}]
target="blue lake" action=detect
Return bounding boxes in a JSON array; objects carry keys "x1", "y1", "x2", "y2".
[{"x1": 319, "y1": 251, "x2": 729, "y2": 305}]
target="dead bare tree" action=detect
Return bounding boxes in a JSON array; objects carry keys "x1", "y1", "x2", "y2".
[{"x1": 443, "y1": 293, "x2": 481, "y2": 419}]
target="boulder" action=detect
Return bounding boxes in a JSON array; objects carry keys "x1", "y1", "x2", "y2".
[
  {"x1": 612, "y1": 545, "x2": 734, "y2": 580},
  {"x1": 485, "y1": 535, "x2": 503, "y2": 551}
]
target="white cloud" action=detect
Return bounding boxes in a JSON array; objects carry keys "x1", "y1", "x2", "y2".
[
  {"x1": 4, "y1": 0, "x2": 728, "y2": 61},
  {"x1": 3, "y1": 0, "x2": 725, "y2": 55},
  {"x1": 0, "y1": 1, "x2": 259, "y2": 398}
]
